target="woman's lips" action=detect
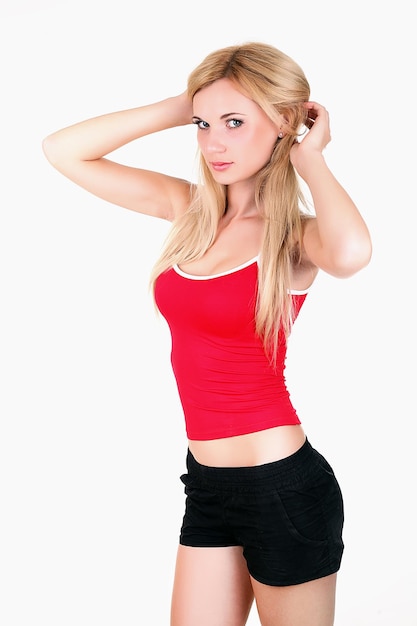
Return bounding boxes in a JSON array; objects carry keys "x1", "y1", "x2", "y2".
[{"x1": 210, "y1": 162, "x2": 232, "y2": 171}]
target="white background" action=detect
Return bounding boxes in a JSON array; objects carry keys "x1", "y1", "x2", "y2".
[{"x1": 0, "y1": 1, "x2": 415, "y2": 624}]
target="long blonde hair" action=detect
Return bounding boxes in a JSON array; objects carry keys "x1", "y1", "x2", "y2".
[{"x1": 150, "y1": 42, "x2": 311, "y2": 362}]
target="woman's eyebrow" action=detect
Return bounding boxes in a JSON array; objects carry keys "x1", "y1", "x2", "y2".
[
  {"x1": 192, "y1": 112, "x2": 247, "y2": 121},
  {"x1": 220, "y1": 112, "x2": 246, "y2": 119}
]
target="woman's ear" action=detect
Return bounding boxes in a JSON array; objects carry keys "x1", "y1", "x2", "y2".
[{"x1": 277, "y1": 113, "x2": 289, "y2": 139}]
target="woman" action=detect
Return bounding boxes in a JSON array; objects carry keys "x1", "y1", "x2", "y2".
[{"x1": 43, "y1": 42, "x2": 372, "y2": 626}]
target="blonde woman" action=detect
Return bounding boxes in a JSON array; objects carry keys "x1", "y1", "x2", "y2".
[{"x1": 43, "y1": 42, "x2": 372, "y2": 626}]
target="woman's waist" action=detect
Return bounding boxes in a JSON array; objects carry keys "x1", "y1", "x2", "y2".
[{"x1": 188, "y1": 424, "x2": 306, "y2": 468}]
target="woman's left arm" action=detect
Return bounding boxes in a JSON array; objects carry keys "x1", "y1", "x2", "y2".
[{"x1": 290, "y1": 102, "x2": 372, "y2": 278}]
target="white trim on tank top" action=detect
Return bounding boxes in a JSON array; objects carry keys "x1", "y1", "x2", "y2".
[{"x1": 173, "y1": 256, "x2": 309, "y2": 295}]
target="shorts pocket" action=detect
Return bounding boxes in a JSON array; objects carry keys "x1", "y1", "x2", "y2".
[
  {"x1": 271, "y1": 486, "x2": 328, "y2": 546},
  {"x1": 271, "y1": 462, "x2": 344, "y2": 547}
]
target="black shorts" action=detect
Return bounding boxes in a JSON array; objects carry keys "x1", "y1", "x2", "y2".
[{"x1": 179, "y1": 438, "x2": 344, "y2": 586}]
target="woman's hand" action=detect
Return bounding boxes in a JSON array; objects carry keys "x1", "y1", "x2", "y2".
[
  {"x1": 174, "y1": 90, "x2": 194, "y2": 126},
  {"x1": 289, "y1": 102, "x2": 331, "y2": 180}
]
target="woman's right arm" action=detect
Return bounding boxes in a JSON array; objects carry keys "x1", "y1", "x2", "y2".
[{"x1": 42, "y1": 92, "x2": 193, "y2": 221}]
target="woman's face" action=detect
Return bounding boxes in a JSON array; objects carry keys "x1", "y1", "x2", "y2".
[{"x1": 192, "y1": 78, "x2": 280, "y2": 185}]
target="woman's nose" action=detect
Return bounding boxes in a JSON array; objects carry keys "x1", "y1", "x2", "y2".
[{"x1": 200, "y1": 131, "x2": 226, "y2": 154}]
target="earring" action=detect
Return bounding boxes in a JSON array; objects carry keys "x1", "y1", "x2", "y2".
[{"x1": 278, "y1": 131, "x2": 284, "y2": 139}]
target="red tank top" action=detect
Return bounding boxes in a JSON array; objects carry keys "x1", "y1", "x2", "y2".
[{"x1": 154, "y1": 257, "x2": 307, "y2": 440}]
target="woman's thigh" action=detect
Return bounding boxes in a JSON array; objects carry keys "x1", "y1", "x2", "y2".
[
  {"x1": 251, "y1": 572, "x2": 337, "y2": 626},
  {"x1": 170, "y1": 545, "x2": 254, "y2": 626}
]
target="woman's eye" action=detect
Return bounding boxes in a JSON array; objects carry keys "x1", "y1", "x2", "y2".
[
  {"x1": 227, "y1": 119, "x2": 243, "y2": 128},
  {"x1": 192, "y1": 118, "x2": 243, "y2": 130},
  {"x1": 193, "y1": 119, "x2": 209, "y2": 130}
]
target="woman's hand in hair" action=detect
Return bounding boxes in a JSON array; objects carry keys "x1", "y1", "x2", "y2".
[{"x1": 289, "y1": 102, "x2": 331, "y2": 180}]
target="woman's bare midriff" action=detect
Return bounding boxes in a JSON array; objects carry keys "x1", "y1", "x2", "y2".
[{"x1": 188, "y1": 424, "x2": 306, "y2": 467}]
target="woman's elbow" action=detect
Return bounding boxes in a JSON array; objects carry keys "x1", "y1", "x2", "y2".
[
  {"x1": 42, "y1": 133, "x2": 77, "y2": 175},
  {"x1": 42, "y1": 134, "x2": 61, "y2": 167},
  {"x1": 329, "y1": 237, "x2": 373, "y2": 278}
]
